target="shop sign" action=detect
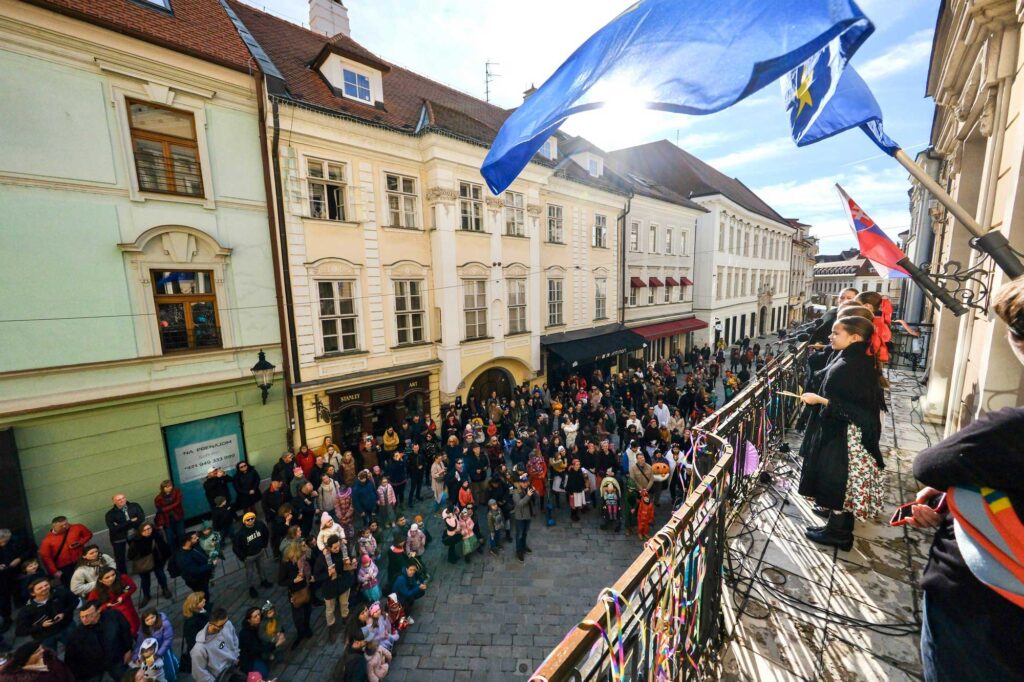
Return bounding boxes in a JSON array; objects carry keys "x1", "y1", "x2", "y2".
[{"x1": 163, "y1": 412, "x2": 247, "y2": 520}]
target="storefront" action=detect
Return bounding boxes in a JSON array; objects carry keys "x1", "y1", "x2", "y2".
[
  {"x1": 630, "y1": 316, "x2": 709, "y2": 363},
  {"x1": 328, "y1": 375, "x2": 431, "y2": 451},
  {"x1": 541, "y1": 323, "x2": 648, "y2": 385}
]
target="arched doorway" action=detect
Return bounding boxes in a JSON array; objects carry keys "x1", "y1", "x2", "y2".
[
  {"x1": 758, "y1": 306, "x2": 768, "y2": 336},
  {"x1": 469, "y1": 367, "x2": 514, "y2": 403}
]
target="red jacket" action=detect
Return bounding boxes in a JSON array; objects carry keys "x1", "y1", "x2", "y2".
[
  {"x1": 88, "y1": 574, "x2": 140, "y2": 637},
  {"x1": 154, "y1": 489, "x2": 184, "y2": 527},
  {"x1": 39, "y1": 524, "x2": 93, "y2": 574},
  {"x1": 296, "y1": 449, "x2": 316, "y2": 479}
]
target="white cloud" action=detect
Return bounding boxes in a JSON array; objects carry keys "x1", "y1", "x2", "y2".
[
  {"x1": 857, "y1": 30, "x2": 934, "y2": 82},
  {"x1": 707, "y1": 138, "x2": 793, "y2": 170}
]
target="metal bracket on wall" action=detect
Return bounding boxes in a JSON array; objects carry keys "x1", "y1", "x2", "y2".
[
  {"x1": 313, "y1": 395, "x2": 333, "y2": 423},
  {"x1": 919, "y1": 256, "x2": 993, "y2": 315}
]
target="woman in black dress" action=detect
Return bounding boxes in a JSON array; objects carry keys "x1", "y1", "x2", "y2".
[{"x1": 797, "y1": 315, "x2": 886, "y2": 551}]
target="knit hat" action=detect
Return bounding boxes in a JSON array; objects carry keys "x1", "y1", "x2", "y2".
[
  {"x1": 200, "y1": 520, "x2": 212, "y2": 530},
  {"x1": 488, "y1": 498, "x2": 497, "y2": 507},
  {"x1": 320, "y1": 512, "x2": 333, "y2": 528},
  {"x1": 242, "y1": 512, "x2": 256, "y2": 522},
  {"x1": 361, "y1": 554, "x2": 371, "y2": 566},
  {"x1": 260, "y1": 601, "x2": 275, "y2": 614},
  {"x1": 410, "y1": 523, "x2": 419, "y2": 532}
]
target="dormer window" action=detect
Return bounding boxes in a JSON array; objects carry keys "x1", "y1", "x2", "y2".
[
  {"x1": 588, "y1": 158, "x2": 600, "y2": 177},
  {"x1": 343, "y1": 69, "x2": 371, "y2": 102},
  {"x1": 538, "y1": 137, "x2": 558, "y2": 161}
]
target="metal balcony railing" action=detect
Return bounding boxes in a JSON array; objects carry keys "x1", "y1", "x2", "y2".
[{"x1": 529, "y1": 343, "x2": 809, "y2": 681}]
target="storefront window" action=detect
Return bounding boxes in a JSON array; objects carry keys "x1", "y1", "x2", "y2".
[{"x1": 404, "y1": 392, "x2": 426, "y2": 417}]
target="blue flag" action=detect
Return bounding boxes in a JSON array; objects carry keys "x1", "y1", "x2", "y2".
[
  {"x1": 480, "y1": 0, "x2": 875, "y2": 194},
  {"x1": 782, "y1": 37, "x2": 900, "y2": 155}
]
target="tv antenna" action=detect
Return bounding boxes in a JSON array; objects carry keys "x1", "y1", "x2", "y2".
[{"x1": 485, "y1": 61, "x2": 500, "y2": 102}]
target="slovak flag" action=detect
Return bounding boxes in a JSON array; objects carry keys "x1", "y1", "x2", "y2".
[{"x1": 836, "y1": 184, "x2": 909, "y2": 278}]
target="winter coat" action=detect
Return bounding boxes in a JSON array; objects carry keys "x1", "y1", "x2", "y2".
[
  {"x1": 127, "y1": 533, "x2": 172, "y2": 573},
  {"x1": 153, "y1": 490, "x2": 184, "y2": 528},
  {"x1": 202, "y1": 476, "x2": 232, "y2": 508},
  {"x1": 190, "y1": 620, "x2": 239, "y2": 682},
  {"x1": 88, "y1": 574, "x2": 140, "y2": 637},
  {"x1": 406, "y1": 528, "x2": 426, "y2": 555},
  {"x1": 318, "y1": 479, "x2": 341, "y2": 515},
  {"x1": 357, "y1": 560, "x2": 379, "y2": 591},
  {"x1": 629, "y1": 462, "x2": 655, "y2": 491},
  {"x1": 233, "y1": 467, "x2": 263, "y2": 509},
  {"x1": 38, "y1": 524, "x2": 93, "y2": 574},
  {"x1": 336, "y1": 486, "x2": 355, "y2": 527},
  {"x1": 175, "y1": 546, "x2": 214, "y2": 583},
  {"x1": 392, "y1": 572, "x2": 425, "y2": 604},
  {"x1": 511, "y1": 487, "x2": 533, "y2": 521},
  {"x1": 105, "y1": 502, "x2": 145, "y2": 543},
  {"x1": 65, "y1": 610, "x2": 134, "y2": 679},
  {"x1": 312, "y1": 549, "x2": 355, "y2": 599},
  {"x1": 239, "y1": 622, "x2": 276, "y2": 673},
  {"x1": 387, "y1": 458, "x2": 408, "y2": 486},
  {"x1": 0, "y1": 649, "x2": 75, "y2": 682},
  {"x1": 233, "y1": 521, "x2": 270, "y2": 560},
  {"x1": 798, "y1": 341, "x2": 885, "y2": 510},
  {"x1": 366, "y1": 646, "x2": 392, "y2": 682},
  {"x1": 353, "y1": 479, "x2": 378, "y2": 515},
  {"x1": 377, "y1": 483, "x2": 397, "y2": 507},
  {"x1": 134, "y1": 612, "x2": 174, "y2": 658},
  {"x1": 339, "y1": 455, "x2": 358, "y2": 485},
  {"x1": 296, "y1": 449, "x2": 316, "y2": 479},
  {"x1": 70, "y1": 553, "x2": 116, "y2": 598},
  {"x1": 382, "y1": 430, "x2": 401, "y2": 453}
]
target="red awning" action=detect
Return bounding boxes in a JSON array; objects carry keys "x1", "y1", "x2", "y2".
[
  {"x1": 679, "y1": 277, "x2": 694, "y2": 286},
  {"x1": 629, "y1": 276, "x2": 647, "y2": 288},
  {"x1": 664, "y1": 276, "x2": 680, "y2": 287},
  {"x1": 648, "y1": 277, "x2": 664, "y2": 287},
  {"x1": 631, "y1": 317, "x2": 709, "y2": 340}
]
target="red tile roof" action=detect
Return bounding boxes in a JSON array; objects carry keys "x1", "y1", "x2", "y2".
[{"x1": 23, "y1": 0, "x2": 254, "y2": 72}]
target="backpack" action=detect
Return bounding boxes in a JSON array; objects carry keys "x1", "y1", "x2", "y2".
[{"x1": 167, "y1": 551, "x2": 182, "y2": 579}]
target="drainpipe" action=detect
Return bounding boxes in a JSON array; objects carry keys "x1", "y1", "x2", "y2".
[
  {"x1": 618, "y1": 191, "x2": 633, "y2": 326},
  {"x1": 254, "y1": 69, "x2": 294, "y2": 442},
  {"x1": 256, "y1": 72, "x2": 305, "y2": 445}
]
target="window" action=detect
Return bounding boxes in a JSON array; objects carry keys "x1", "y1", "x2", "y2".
[
  {"x1": 648, "y1": 225, "x2": 658, "y2": 252},
  {"x1": 459, "y1": 182, "x2": 484, "y2": 231},
  {"x1": 393, "y1": 280, "x2": 424, "y2": 345},
  {"x1": 343, "y1": 69, "x2": 371, "y2": 102},
  {"x1": 595, "y1": 278, "x2": 607, "y2": 319},
  {"x1": 681, "y1": 230, "x2": 689, "y2": 256},
  {"x1": 539, "y1": 140, "x2": 552, "y2": 159},
  {"x1": 588, "y1": 158, "x2": 600, "y2": 176},
  {"x1": 139, "y1": 0, "x2": 172, "y2": 10},
  {"x1": 317, "y1": 280, "x2": 358, "y2": 353},
  {"x1": 308, "y1": 158, "x2": 347, "y2": 221},
  {"x1": 678, "y1": 283, "x2": 685, "y2": 301},
  {"x1": 504, "y1": 191, "x2": 525, "y2": 236},
  {"x1": 547, "y1": 279, "x2": 564, "y2": 326},
  {"x1": 665, "y1": 227, "x2": 672, "y2": 254},
  {"x1": 463, "y1": 280, "x2": 487, "y2": 339},
  {"x1": 508, "y1": 279, "x2": 527, "y2": 333},
  {"x1": 648, "y1": 284, "x2": 656, "y2": 305},
  {"x1": 719, "y1": 222, "x2": 726, "y2": 251},
  {"x1": 629, "y1": 221, "x2": 641, "y2": 252},
  {"x1": 385, "y1": 173, "x2": 418, "y2": 228},
  {"x1": 716, "y1": 267, "x2": 723, "y2": 299},
  {"x1": 547, "y1": 205, "x2": 564, "y2": 243},
  {"x1": 664, "y1": 285, "x2": 671, "y2": 303},
  {"x1": 127, "y1": 99, "x2": 204, "y2": 197},
  {"x1": 875, "y1": 282, "x2": 882, "y2": 292},
  {"x1": 152, "y1": 270, "x2": 219, "y2": 352},
  {"x1": 593, "y1": 214, "x2": 608, "y2": 248},
  {"x1": 629, "y1": 286, "x2": 638, "y2": 307}
]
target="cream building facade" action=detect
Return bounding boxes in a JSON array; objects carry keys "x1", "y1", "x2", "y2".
[{"x1": 912, "y1": 0, "x2": 1024, "y2": 432}]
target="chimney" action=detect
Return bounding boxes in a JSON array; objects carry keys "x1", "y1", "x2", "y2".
[{"x1": 309, "y1": 0, "x2": 350, "y2": 38}]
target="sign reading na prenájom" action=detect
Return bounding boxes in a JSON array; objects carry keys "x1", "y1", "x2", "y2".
[{"x1": 174, "y1": 434, "x2": 240, "y2": 484}]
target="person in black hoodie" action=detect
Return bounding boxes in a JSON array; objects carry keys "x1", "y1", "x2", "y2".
[
  {"x1": 906, "y1": 277, "x2": 1024, "y2": 681},
  {"x1": 64, "y1": 600, "x2": 133, "y2": 682},
  {"x1": 798, "y1": 315, "x2": 885, "y2": 551},
  {"x1": 0, "y1": 528, "x2": 32, "y2": 633},
  {"x1": 233, "y1": 513, "x2": 273, "y2": 599},
  {"x1": 271, "y1": 451, "x2": 297, "y2": 499},
  {"x1": 233, "y1": 462, "x2": 263, "y2": 515}
]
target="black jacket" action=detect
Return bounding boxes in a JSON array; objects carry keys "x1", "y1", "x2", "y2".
[
  {"x1": 239, "y1": 622, "x2": 276, "y2": 672},
  {"x1": 15, "y1": 586, "x2": 77, "y2": 641},
  {"x1": 104, "y1": 502, "x2": 145, "y2": 543},
  {"x1": 233, "y1": 521, "x2": 270, "y2": 559},
  {"x1": 233, "y1": 467, "x2": 263, "y2": 509},
  {"x1": 808, "y1": 307, "x2": 839, "y2": 345},
  {"x1": 797, "y1": 341, "x2": 884, "y2": 509},
  {"x1": 64, "y1": 609, "x2": 132, "y2": 679},
  {"x1": 175, "y1": 546, "x2": 213, "y2": 583},
  {"x1": 127, "y1": 532, "x2": 172, "y2": 569},
  {"x1": 203, "y1": 475, "x2": 233, "y2": 507},
  {"x1": 312, "y1": 549, "x2": 354, "y2": 599}
]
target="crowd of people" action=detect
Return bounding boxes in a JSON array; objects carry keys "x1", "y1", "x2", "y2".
[{"x1": 0, "y1": 329, "x2": 803, "y2": 681}]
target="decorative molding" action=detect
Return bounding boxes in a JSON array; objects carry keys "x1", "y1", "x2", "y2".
[
  {"x1": 384, "y1": 259, "x2": 429, "y2": 279},
  {"x1": 425, "y1": 187, "x2": 458, "y2": 205},
  {"x1": 485, "y1": 196, "x2": 504, "y2": 210},
  {"x1": 503, "y1": 262, "x2": 529, "y2": 278},
  {"x1": 457, "y1": 261, "x2": 490, "y2": 279},
  {"x1": 306, "y1": 257, "x2": 360, "y2": 277},
  {"x1": 526, "y1": 204, "x2": 543, "y2": 216},
  {"x1": 95, "y1": 59, "x2": 217, "y2": 99},
  {"x1": 118, "y1": 226, "x2": 231, "y2": 260}
]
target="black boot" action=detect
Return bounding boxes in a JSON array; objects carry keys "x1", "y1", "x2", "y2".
[
  {"x1": 811, "y1": 505, "x2": 830, "y2": 519},
  {"x1": 805, "y1": 511, "x2": 854, "y2": 551}
]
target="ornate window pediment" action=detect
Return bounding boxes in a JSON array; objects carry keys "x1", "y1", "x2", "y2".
[
  {"x1": 118, "y1": 226, "x2": 231, "y2": 263},
  {"x1": 306, "y1": 257, "x2": 361, "y2": 278},
  {"x1": 503, "y1": 262, "x2": 529, "y2": 278},
  {"x1": 384, "y1": 259, "x2": 428, "y2": 279},
  {"x1": 458, "y1": 261, "x2": 490, "y2": 279}
]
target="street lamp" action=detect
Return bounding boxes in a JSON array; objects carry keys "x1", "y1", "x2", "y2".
[{"x1": 250, "y1": 350, "x2": 276, "y2": 404}]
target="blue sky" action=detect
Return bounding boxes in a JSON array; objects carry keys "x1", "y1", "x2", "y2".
[{"x1": 244, "y1": 0, "x2": 939, "y2": 254}]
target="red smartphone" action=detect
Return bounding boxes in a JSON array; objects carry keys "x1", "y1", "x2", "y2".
[{"x1": 890, "y1": 493, "x2": 947, "y2": 526}]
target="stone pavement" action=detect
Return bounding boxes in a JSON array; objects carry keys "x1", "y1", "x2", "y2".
[{"x1": 718, "y1": 369, "x2": 940, "y2": 681}]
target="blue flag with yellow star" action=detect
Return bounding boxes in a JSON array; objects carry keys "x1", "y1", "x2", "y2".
[
  {"x1": 481, "y1": 0, "x2": 875, "y2": 194},
  {"x1": 782, "y1": 37, "x2": 899, "y2": 155}
]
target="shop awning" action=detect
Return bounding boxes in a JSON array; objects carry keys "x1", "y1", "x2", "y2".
[
  {"x1": 629, "y1": 276, "x2": 647, "y2": 288},
  {"x1": 631, "y1": 317, "x2": 709, "y2": 340},
  {"x1": 679, "y1": 276, "x2": 694, "y2": 286},
  {"x1": 541, "y1": 325, "x2": 647, "y2": 367},
  {"x1": 648, "y1": 277, "x2": 664, "y2": 287},
  {"x1": 665, "y1": 276, "x2": 680, "y2": 286}
]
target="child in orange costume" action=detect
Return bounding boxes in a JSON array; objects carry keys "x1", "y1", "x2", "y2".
[{"x1": 635, "y1": 489, "x2": 655, "y2": 540}]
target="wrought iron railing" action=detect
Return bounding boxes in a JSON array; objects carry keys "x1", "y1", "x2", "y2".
[{"x1": 529, "y1": 343, "x2": 808, "y2": 681}]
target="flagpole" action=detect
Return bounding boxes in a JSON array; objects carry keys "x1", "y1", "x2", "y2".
[{"x1": 893, "y1": 148, "x2": 1024, "y2": 279}]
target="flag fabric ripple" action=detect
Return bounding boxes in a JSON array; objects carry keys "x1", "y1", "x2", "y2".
[{"x1": 837, "y1": 184, "x2": 910, "y2": 279}]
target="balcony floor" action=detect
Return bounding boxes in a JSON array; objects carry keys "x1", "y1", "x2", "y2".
[{"x1": 718, "y1": 369, "x2": 940, "y2": 681}]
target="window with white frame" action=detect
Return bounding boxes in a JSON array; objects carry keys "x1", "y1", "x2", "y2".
[
  {"x1": 681, "y1": 230, "x2": 689, "y2": 256},
  {"x1": 593, "y1": 214, "x2": 608, "y2": 248},
  {"x1": 393, "y1": 280, "x2": 424, "y2": 345},
  {"x1": 716, "y1": 268, "x2": 723, "y2": 300},
  {"x1": 507, "y1": 279, "x2": 527, "y2": 333},
  {"x1": 504, "y1": 191, "x2": 525, "y2": 236},
  {"x1": 648, "y1": 224, "x2": 658, "y2": 252},
  {"x1": 463, "y1": 280, "x2": 487, "y2": 339},
  {"x1": 595, "y1": 278, "x2": 607, "y2": 319},
  {"x1": 629, "y1": 221, "x2": 641, "y2": 252},
  {"x1": 629, "y1": 286, "x2": 638, "y2": 306},
  {"x1": 318, "y1": 280, "x2": 358, "y2": 353},
  {"x1": 547, "y1": 205, "x2": 564, "y2": 243},
  {"x1": 587, "y1": 158, "x2": 600, "y2": 176},
  {"x1": 308, "y1": 158, "x2": 347, "y2": 221},
  {"x1": 665, "y1": 227, "x2": 672, "y2": 254},
  {"x1": 342, "y1": 69, "x2": 372, "y2": 102},
  {"x1": 547, "y1": 279, "x2": 564, "y2": 325},
  {"x1": 719, "y1": 222, "x2": 725, "y2": 251},
  {"x1": 459, "y1": 182, "x2": 483, "y2": 231},
  {"x1": 664, "y1": 284, "x2": 671, "y2": 303},
  {"x1": 385, "y1": 173, "x2": 418, "y2": 228},
  {"x1": 648, "y1": 284, "x2": 656, "y2": 305},
  {"x1": 678, "y1": 282, "x2": 685, "y2": 301}
]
